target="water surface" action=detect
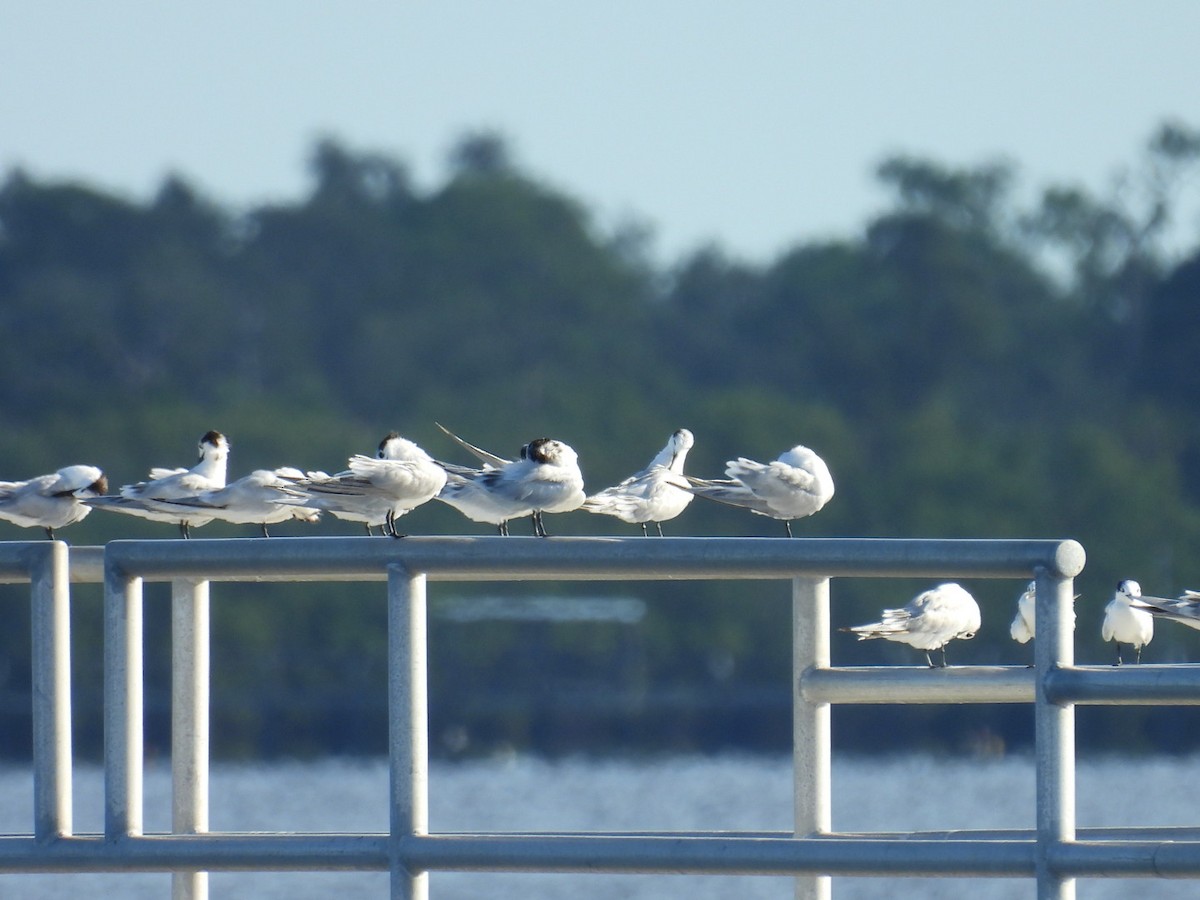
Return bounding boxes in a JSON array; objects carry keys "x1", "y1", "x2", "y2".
[{"x1": 0, "y1": 754, "x2": 1194, "y2": 898}]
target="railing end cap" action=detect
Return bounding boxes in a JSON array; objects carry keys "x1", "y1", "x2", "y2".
[{"x1": 1053, "y1": 540, "x2": 1086, "y2": 577}]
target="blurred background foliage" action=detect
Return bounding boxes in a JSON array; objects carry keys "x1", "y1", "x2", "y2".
[{"x1": 2, "y1": 124, "x2": 1200, "y2": 759}]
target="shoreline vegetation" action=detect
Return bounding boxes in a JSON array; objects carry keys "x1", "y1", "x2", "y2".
[{"x1": 3, "y1": 125, "x2": 1200, "y2": 757}]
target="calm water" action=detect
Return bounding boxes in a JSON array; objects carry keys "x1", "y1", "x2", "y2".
[{"x1": 0, "y1": 753, "x2": 1195, "y2": 899}]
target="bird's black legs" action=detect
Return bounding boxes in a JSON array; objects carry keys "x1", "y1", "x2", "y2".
[
  {"x1": 532, "y1": 511, "x2": 548, "y2": 537},
  {"x1": 784, "y1": 521, "x2": 793, "y2": 538},
  {"x1": 385, "y1": 510, "x2": 407, "y2": 538},
  {"x1": 640, "y1": 523, "x2": 649, "y2": 537},
  {"x1": 179, "y1": 521, "x2": 191, "y2": 539},
  {"x1": 44, "y1": 527, "x2": 55, "y2": 540},
  {"x1": 1114, "y1": 644, "x2": 1124, "y2": 666},
  {"x1": 498, "y1": 521, "x2": 509, "y2": 536}
]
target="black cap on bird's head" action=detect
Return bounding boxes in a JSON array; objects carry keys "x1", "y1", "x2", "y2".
[
  {"x1": 523, "y1": 438, "x2": 556, "y2": 464},
  {"x1": 378, "y1": 432, "x2": 402, "y2": 458},
  {"x1": 198, "y1": 431, "x2": 228, "y2": 459}
]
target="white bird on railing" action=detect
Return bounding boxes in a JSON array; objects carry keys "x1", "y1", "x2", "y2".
[
  {"x1": 1101, "y1": 579, "x2": 1153, "y2": 665},
  {"x1": 149, "y1": 468, "x2": 321, "y2": 537},
  {"x1": 842, "y1": 582, "x2": 981, "y2": 668},
  {"x1": 85, "y1": 431, "x2": 229, "y2": 538},
  {"x1": 1010, "y1": 581, "x2": 1037, "y2": 644},
  {"x1": 436, "y1": 465, "x2": 535, "y2": 536},
  {"x1": 0, "y1": 465, "x2": 109, "y2": 539},
  {"x1": 1009, "y1": 580, "x2": 1081, "y2": 672},
  {"x1": 582, "y1": 428, "x2": 694, "y2": 535},
  {"x1": 279, "y1": 433, "x2": 446, "y2": 537},
  {"x1": 435, "y1": 425, "x2": 585, "y2": 536},
  {"x1": 685, "y1": 444, "x2": 834, "y2": 537}
]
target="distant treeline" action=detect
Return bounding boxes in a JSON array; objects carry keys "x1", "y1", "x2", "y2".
[{"x1": 2, "y1": 125, "x2": 1200, "y2": 758}]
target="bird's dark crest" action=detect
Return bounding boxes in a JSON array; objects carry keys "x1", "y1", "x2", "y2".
[
  {"x1": 377, "y1": 431, "x2": 402, "y2": 456},
  {"x1": 524, "y1": 438, "x2": 555, "y2": 464}
]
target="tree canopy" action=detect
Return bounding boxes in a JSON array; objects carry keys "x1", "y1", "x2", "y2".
[{"x1": 2, "y1": 125, "x2": 1200, "y2": 758}]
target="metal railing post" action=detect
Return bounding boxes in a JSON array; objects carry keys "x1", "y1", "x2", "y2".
[
  {"x1": 1035, "y1": 570, "x2": 1076, "y2": 900},
  {"x1": 794, "y1": 575, "x2": 831, "y2": 900},
  {"x1": 389, "y1": 565, "x2": 429, "y2": 900},
  {"x1": 29, "y1": 541, "x2": 72, "y2": 839},
  {"x1": 172, "y1": 578, "x2": 210, "y2": 900},
  {"x1": 105, "y1": 561, "x2": 144, "y2": 839}
]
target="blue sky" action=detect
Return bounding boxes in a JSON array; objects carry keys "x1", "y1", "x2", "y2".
[{"x1": 3, "y1": 2, "x2": 1199, "y2": 264}]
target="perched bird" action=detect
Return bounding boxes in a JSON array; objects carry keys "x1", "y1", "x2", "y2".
[
  {"x1": 0, "y1": 465, "x2": 109, "y2": 539},
  {"x1": 280, "y1": 433, "x2": 446, "y2": 537},
  {"x1": 85, "y1": 431, "x2": 230, "y2": 538},
  {"x1": 582, "y1": 428, "x2": 694, "y2": 535},
  {"x1": 686, "y1": 444, "x2": 834, "y2": 536},
  {"x1": 287, "y1": 468, "x2": 386, "y2": 535},
  {"x1": 150, "y1": 468, "x2": 321, "y2": 537},
  {"x1": 1101, "y1": 579, "x2": 1153, "y2": 665},
  {"x1": 436, "y1": 466, "x2": 533, "y2": 536},
  {"x1": 842, "y1": 582, "x2": 981, "y2": 668},
  {"x1": 435, "y1": 426, "x2": 585, "y2": 536},
  {"x1": 1009, "y1": 581, "x2": 1037, "y2": 645},
  {"x1": 1008, "y1": 580, "x2": 1079, "y2": 645},
  {"x1": 1126, "y1": 588, "x2": 1200, "y2": 633}
]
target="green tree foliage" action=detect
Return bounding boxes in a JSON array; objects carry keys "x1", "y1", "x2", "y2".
[{"x1": 1, "y1": 126, "x2": 1200, "y2": 758}]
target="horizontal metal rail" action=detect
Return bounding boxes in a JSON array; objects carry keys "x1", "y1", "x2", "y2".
[
  {"x1": 802, "y1": 666, "x2": 1035, "y2": 704},
  {"x1": 1045, "y1": 665, "x2": 1200, "y2": 705},
  {"x1": 96, "y1": 535, "x2": 1086, "y2": 582},
  {"x1": 1053, "y1": 841, "x2": 1200, "y2": 878},
  {"x1": 803, "y1": 665, "x2": 1200, "y2": 706},
  {"x1": 0, "y1": 833, "x2": 1032, "y2": 876},
  {"x1": 4, "y1": 830, "x2": 1200, "y2": 878}
]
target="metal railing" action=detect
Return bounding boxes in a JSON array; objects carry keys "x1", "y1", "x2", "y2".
[
  {"x1": 3, "y1": 535, "x2": 1200, "y2": 899},
  {"x1": 0, "y1": 542, "x2": 72, "y2": 843}
]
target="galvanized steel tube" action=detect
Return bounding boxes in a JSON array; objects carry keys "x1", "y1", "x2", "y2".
[
  {"x1": 1034, "y1": 571, "x2": 1077, "y2": 899},
  {"x1": 1044, "y1": 665, "x2": 1200, "y2": 705},
  {"x1": 172, "y1": 578, "x2": 210, "y2": 900},
  {"x1": 793, "y1": 576, "x2": 831, "y2": 900},
  {"x1": 66, "y1": 544, "x2": 104, "y2": 583},
  {"x1": 6, "y1": 830, "x2": 1200, "y2": 876},
  {"x1": 1052, "y1": 839, "x2": 1200, "y2": 878},
  {"x1": 104, "y1": 563, "x2": 144, "y2": 839},
  {"x1": 28, "y1": 542, "x2": 72, "y2": 839},
  {"x1": 389, "y1": 565, "x2": 429, "y2": 900},
  {"x1": 97, "y1": 537, "x2": 1086, "y2": 583},
  {"x1": 801, "y1": 666, "x2": 1036, "y2": 705},
  {"x1": 399, "y1": 833, "x2": 1036, "y2": 877}
]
